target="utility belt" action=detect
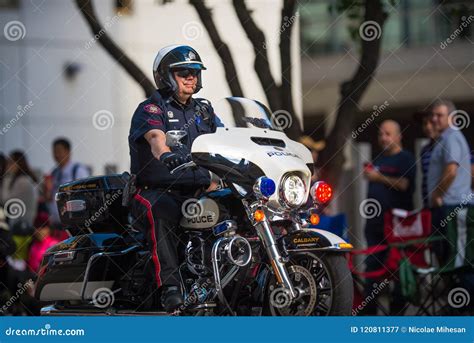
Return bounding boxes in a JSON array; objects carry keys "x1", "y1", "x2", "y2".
[
  {"x1": 139, "y1": 185, "x2": 194, "y2": 195},
  {"x1": 122, "y1": 174, "x2": 202, "y2": 207}
]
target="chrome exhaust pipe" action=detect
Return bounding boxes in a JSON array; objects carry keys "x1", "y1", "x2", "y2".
[{"x1": 211, "y1": 235, "x2": 252, "y2": 315}]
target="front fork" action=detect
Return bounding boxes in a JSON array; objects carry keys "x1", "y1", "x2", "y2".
[
  {"x1": 243, "y1": 200, "x2": 297, "y2": 299},
  {"x1": 254, "y1": 219, "x2": 297, "y2": 299}
]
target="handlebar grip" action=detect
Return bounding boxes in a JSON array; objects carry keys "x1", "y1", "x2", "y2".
[{"x1": 170, "y1": 161, "x2": 198, "y2": 175}]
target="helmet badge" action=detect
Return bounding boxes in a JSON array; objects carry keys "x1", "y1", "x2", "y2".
[{"x1": 186, "y1": 51, "x2": 196, "y2": 61}]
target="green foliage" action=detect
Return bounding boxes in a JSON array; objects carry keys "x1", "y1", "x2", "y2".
[{"x1": 328, "y1": 0, "x2": 395, "y2": 43}]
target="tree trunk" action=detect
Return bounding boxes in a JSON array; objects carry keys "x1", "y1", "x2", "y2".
[
  {"x1": 279, "y1": 0, "x2": 301, "y2": 139},
  {"x1": 75, "y1": 0, "x2": 155, "y2": 98},
  {"x1": 190, "y1": 0, "x2": 244, "y2": 98},
  {"x1": 232, "y1": 0, "x2": 303, "y2": 139},
  {"x1": 319, "y1": 0, "x2": 387, "y2": 188},
  {"x1": 233, "y1": 0, "x2": 280, "y2": 111}
]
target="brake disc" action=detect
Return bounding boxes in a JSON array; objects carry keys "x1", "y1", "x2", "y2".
[{"x1": 269, "y1": 265, "x2": 318, "y2": 316}]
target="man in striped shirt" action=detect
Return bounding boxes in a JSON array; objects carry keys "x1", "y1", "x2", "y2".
[{"x1": 416, "y1": 111, "x2": 439, "y2": 208}]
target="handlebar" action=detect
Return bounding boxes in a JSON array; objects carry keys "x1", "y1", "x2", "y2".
[{"x1": 170, "y1": 160, "x2": 198, "y2": 175}]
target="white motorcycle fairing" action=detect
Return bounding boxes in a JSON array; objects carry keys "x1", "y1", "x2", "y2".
[{"x1": 190, "y1": 127, "x2": 313, "y2": 208}]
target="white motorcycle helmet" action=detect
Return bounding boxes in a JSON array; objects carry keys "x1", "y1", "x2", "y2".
[{"x1": 152, "y1": 45, "x2": 207, "y2": 94}]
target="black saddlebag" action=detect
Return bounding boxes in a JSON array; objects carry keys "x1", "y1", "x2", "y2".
[
  {"x1": 55, "y1": 173, "x2": 129, "y2": 232},
  {"x1": 34, "y1": 233, "x2": 137, "y2": 302}
]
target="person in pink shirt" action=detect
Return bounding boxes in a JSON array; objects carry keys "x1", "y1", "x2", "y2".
[{"x1": 28, "y1": 212, "x2": 59, "y2": 273}]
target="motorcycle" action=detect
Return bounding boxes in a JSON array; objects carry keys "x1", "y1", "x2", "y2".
[{"x1": 36, "y1": 98, "x2": 353, "y2": 316}]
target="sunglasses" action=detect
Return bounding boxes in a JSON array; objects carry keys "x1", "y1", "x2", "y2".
[{"x1": 174, "y1": 69, "x2": 200, "y2": 78}]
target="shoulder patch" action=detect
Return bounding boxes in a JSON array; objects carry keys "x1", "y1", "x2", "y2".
[
  {"x1": 144, "y1": 104, "x2": 162, "y2": 114},
  {"x1": 147, "y1": 119, "x2": 163, "y2": 126}
]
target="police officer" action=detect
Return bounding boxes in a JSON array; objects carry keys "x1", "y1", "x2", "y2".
[{"x1": 128, "y1": 45, "x2": 223, "y2": 312}]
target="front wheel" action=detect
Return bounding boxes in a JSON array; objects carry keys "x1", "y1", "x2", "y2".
[{"x1": 264, "y1": 252, "x2": 353, "y2": 316}]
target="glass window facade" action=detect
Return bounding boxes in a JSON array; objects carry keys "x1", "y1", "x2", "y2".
[{"x1": 300, "y1": 0, "x2": 473, "y2": 56}]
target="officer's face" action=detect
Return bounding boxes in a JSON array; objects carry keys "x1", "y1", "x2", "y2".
[{"x1": 173, "y1": 70, "x2": 197, "y2": 96}]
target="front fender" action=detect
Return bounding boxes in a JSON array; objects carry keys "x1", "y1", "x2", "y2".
[{"x1": 279, "y1": 228, "x2": 352, "y2": 253}]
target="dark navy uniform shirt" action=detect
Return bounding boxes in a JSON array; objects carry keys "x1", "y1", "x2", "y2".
[{"x1": 128, "y1": 89, "x2": 223, "y2": 191}]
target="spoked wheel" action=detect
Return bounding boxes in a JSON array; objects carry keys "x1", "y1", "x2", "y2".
[{"x1": 264, "y1": 252, "x2": 353, "y2": 316}]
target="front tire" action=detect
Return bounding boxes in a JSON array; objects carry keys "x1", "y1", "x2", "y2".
[{"x1": 264, "y1": 252, "x2": 353, "y2": 316}]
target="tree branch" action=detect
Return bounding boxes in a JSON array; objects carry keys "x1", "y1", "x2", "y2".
[
  {"x1": 319, "y1": 0, "x2": 388, "y2": 188},
  {"x1": 279, "y1": 0, "x2": 301, "y2": 138},
  {"x1": 232, "y1": 0, "x2": 280, "y2": 110},
  {"x1": 190, "y1": 0, "x2": 244, "y2": 98},
  {"x1": 75, "y1": 0, "x2": 155, "y2": 98}
]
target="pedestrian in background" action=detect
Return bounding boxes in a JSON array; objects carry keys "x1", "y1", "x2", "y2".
[
  {"x1": 28, "y1": 211, "x2": 59, "y2": 273},
  {"x1": 427, "y1": 99, "x2": 472, "y2": 266},
  {"x1": 362, "y1": 120, "x2": 416, "y2": 315},
  {"x1": 46, "y1": 138, "x2": 90, "y2": 231},
  {"x1": 0, "y1": 151, "x2": 38, "y2": 232},
  {"x1": 414, "y1": 110, "x2": 440, "y2": 208},
  {"x1": 0, "y1": 151, "x2": 38, "y2": 313}
]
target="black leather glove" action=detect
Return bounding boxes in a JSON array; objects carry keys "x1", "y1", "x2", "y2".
[{"x1": 160, "y1": 152, "x2": 191, "y2": 171}]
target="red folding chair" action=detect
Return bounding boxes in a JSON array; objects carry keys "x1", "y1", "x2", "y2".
[{"x1": 349, "y1": 208, "x2": 433, "y2": 315}]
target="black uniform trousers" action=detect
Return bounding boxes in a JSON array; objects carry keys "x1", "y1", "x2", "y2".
[{"x1": 130, "y1": 188, "x2": 189, "y2": 288}]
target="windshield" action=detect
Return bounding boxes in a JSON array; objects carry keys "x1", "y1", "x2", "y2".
[{"x1": 213, "y1": 97, "x2": 281, "y2": 131}]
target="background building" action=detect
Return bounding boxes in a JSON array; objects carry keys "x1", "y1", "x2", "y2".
[
  {"x1": 300, "y1": 0, "x2": 473, "y2": 244},
  {"x1": 0, "y1": 0, "x2": 302, "y2": 174}
]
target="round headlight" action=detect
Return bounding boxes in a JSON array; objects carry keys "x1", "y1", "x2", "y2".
[{"x1": 280, "y1": 174, "x2": 306, "y2": 208}]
